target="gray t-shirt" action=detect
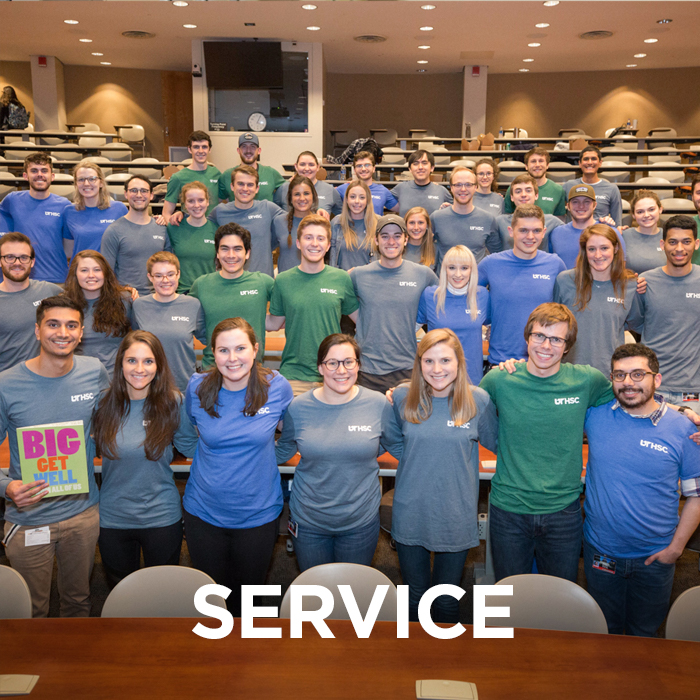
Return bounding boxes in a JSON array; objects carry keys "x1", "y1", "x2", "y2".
[
  {"x1": 630, "y1": 265, "x2": 700, "y2": 392},
  {"x1": 553, "y1": 269, "x2": 638, "y2": 375},
  {"x1": 330, "y1": 218, "x2": 374, "y2": 270},
  {"x1": 390, "y1": 384, "x2": 498, "y2": 551},
  {"x1": 0, "y1": 356, "x2": 110, "y2": 527},
  {"x1": 208, "y1": 199, "x2": 287, "y2": 278},
  {"x1": 131, "y1": 294, "x2": 206, "y2": 392},
  {"x1": 0, "y1": 280, "x2": 63, "y2": 373},
  {"x1": 430, "y1": 206, "x2": 501, "y2": 270},
  {"x1": 622, "y1": 228, "x2": 665, "y2": 275},
  {"x1": 494, "y1": 213, "x2": 563, "y2": 252},
  {"x1": 473, "y1": 191, "x2": 504, "y2": 217},
  {"x1": 275, "y1": 386, "x2": 402, "y2": 532},
  {"x1": 392, "y1": 181, "x2": 453, "y2": 217},
  {"x1": 350, "y1": 260, "x2": 438, "y2": 375},
  {"x1": 275, "y1": 216, "x2": 302, "y2": 274},
  {"x1": 274, "y1": 180, "x2": 342, "y2": 216},
  {"x1": 101, "y1": 217, "x2": 171, "y2": 296},
  {"x1": 99, "y1": 396, "x2": 198, "y2": 529},
  {"x1": 564, "y1": 178, "x2": 623, "y2": 226}
]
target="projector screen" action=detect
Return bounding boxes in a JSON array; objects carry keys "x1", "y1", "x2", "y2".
[{"x1": 203, "y1": 41, "x2": 283, "y2": 90}]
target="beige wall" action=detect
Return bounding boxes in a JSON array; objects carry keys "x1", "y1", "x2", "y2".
[
  {"x1": 0, "y1": 61, "x2": 34, "y2": 122},
  {"x1": 487, "y1": 66, "x2": 700, "y2": 138}
]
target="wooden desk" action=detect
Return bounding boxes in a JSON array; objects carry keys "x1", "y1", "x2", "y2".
[{"x1": 0, "y1": 618, "x2": 696, "y2": 699}]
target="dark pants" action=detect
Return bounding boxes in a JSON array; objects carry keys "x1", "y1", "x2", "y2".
[
  {"x1": 98, "y1": 520, "x2": 183, "y2": 589},
  {"x1": 357, "y1": 368, "x2": 412, "y2": 396},
  {"x1": 183, "y1": 510, "x2": 279, "y2": 617}
]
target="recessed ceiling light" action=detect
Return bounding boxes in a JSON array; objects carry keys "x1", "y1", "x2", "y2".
[
  {"x1": 79, "y1": 39, "x2": 93, "y2": 43},
  {"x1": 626, "y1": 64, "x2": 637, "y2": 68},
  {"x1": 302, "y1": 4, "x2": 317, "y2": 9},
  {"x1": 535, "y1": 23, "x2": 550, "y2": 28},
  {"x1": 64, "y1": 20, "x2": 79, "y2": 25},
  {"x1": 100, "y1": 62, "x2": 111, "y2": 66},
  {"x1": 528, "y1": 43, "x2": 541, "y2": 47},
  {"x1": 173, "y1": 1, "x2": 189, "y2": 6},
  {"x1": 634, "y1": 53, "x2": 647, "y2": 58},
  {"x1": 418, "y1": 45, "x2": 431, "y2": 50},
  {"x1": 657, "y1": 19, "x2": 672, "y2": 24},
  {"x1": 91, "y1": 52, "x2": 104, "y2": 56},
  {"x1": 417, "y1": 60, "x2": 428, "y2": 65},
  {"x1": 523, "y1": 58, "x2": 535, "y2": 63},
  {"x1": 520, "y1": 69, "x2": 530, "y2": 73},
  {"x1": 420, "y1": 26, "x2": 433, "y2": 31},
  {"x1": 421, "y1": 4, "x2": 436, "y2": 9},
  {"x1": 183, "y1": 24, "x2": 197, "y2": 29},
  {"x1": 543, "y1": 1, "x2": 559, "y2": 6},
  {"x1": 307, "y1": 26, "x2": 321, "y2": 31},
  {"x1": 644, "y1": 38, "x2": 658, "y2": 44}
]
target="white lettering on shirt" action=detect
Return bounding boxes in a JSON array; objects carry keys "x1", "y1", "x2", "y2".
[
  {"x1": 99, "y1": 219, "x2": 116, "y2": 224},
  {"x1": 33, "y1": 300, "x2": 42, "y2": 307},
  {"x1": 172, "y1": 316, "x2": 190, "y2": 322},
  {"x1": 607, "y1": 297, "x2": 624, "y2": 304},
  {"x1": 469, "y1": 226, "x2": 484, "y2": 231},
  {"x1": 533, "y1": 274, "x2": 551, "y2": 280},
  {"x1": 248, "y1": 214, "x2": 263, "y2": 220},
  {"x1": 447, "y1": 420, "x2": 471, "y2": 428},
  {"x1": 399, "y1": 281, "x2": 417, "y2": 287},
  {"x1": 348, "y1": 425, "x2": 372, "y2": 432},
  {"x1": 204, "y1": 239, "x2": 215, "y2": 244},
  {"x1": 554, "y1": 397, "x2": 580, "y2": 405},
  {"x1": 320, "y1": 288, "x2": 338, "y2": 294},
  {"x1": 428, "y1": 196, "x2": 439, "y2": 200},
  {"x1": 71, "y1": 393, "x2": 94, "y2": 402},
  {"x1": 259, "y1": 181, "x2": 268, "y2": 187},
  {"x1": 686, "y1": 293, "x2": 700, "y2": 299},
  {"x1": 210, "y1": 179, "x2": 218, "y2": 184},
  {"x1": 153, "y1": 235, "x2": 165, "y2": 240},
  {"x1": 541, "y1": 197, "x2": 554, "y2": 202},
  {"x1": 45, "y1": 212, "x2": 60, "y2": 217},
  {"x1": 240, "y1": 290, "x2": 259, "y2": 296},
  {"x1": 640, "y1": 439, "x2": 668, "y2": 453},
  {"x1": 257, "y1": 407, "x2": 271, "y2": 415}
]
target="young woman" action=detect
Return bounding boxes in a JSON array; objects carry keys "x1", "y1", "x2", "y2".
[
  {"x1": 166, "y1": 181, "x2": 218, "y2": 293},
  {"x1": 329, "y1": 180, "x2": 377, "y2": 270},
  {"x1": 132, "y1": 252, "x2": 207, "y2": 392},
  {"x1": 403, "y1": 207, "x2": 436, "y2": 268},
  {"x1": 472, "y1": 158, "x2": 504, "y2": 216},
  {"x1": 276, "y1": 175, "x2": 319, "y2": 273},
  {"x1": 275, "y1": 151, "x2": 341, "y2": 216},
  {"x1": 275, "y1": 334, "x2": 402, "y2": 571},
  {"x1": 390, "y1": 328, "x2": 498, "y2": 623},
  {"x1": 553, "y1": 223, "x2": 639, "y2": 375},
  {"x1": 0, "y1": 86, "x2": 25, "y2": 130},
  {"x1": 63, "y1": 250, "x2": 132, "y2": 374},
  {"x1": 62, "y1": 160, "x2": 128, "y2": 257},
  {"x1": 183, "y1": 317, "x2": 293, "y2": 617},
  {"x1": 417, "y1": 245, "x2": 490, "y2": 385},
  {"x1": 94, "y1": 330, "x2": 197, "y2": 588},
  {"x1": 622, "y1": 190, "x2": 666, "y2": 274}
]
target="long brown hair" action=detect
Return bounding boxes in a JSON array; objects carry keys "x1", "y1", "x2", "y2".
[
  {"x1": 93, "y1": 331, "x2": 180, "y2": 461},
  {"x1": 337, "y1": 180, "x2": 376, "y2": 251},
  {"x1": 72, "y1": 160, "x2": 111, "y2": 211},
  {"x1": 402, "y1": 329, "x2": 477, "y2": 426},
  {"x1": 574, "y1": 224, "x2": 631, "y2": 311},
  {"x1": 196, "y1": 317, "x2": 273, "y2": 418},
  {"x1": 404, "y1": 206, "x2": 436, "y2": 268},
  {"x1": 286, "y1": 175, "x2": 318, "y2": 246},
  {"x1": 63, "y1": 251, "x2": 131, "y2": 338}
]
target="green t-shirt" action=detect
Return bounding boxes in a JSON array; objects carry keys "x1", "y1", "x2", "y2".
[
  {"x1": 269, "y1": 266, "x2": 359, "y2": 382},
  {"x1": 165, "y1": 165, "x2": 222, "y2": 216},
  {"x1": 189, "y1": 270, "x2": 274, "y2": 368},
  {"x1": 504, "y1": 178, "x2": 566, "y2": 217},
  {"x1": 218, "y1": 163, "x2": 285, "y2": 203},
  {"x1": 693, "y1": 216, "x2": 700, "y2": 265},
  {"x1": 479, "y1": 362, "x2": 613, "y2": 515},
  {"x1": 166, "y1": 219, "x2": 218, "y2": 293}
]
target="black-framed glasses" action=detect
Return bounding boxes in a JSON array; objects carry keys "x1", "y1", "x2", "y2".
[
  {"x1": 611, "y1": 370, "x2": 655, "y2": 383},
  {"x1": 127, "y1": 188, "x2": 150, "y2": 195},
  {"x1": 321, "y1": 358, "x2": 359, "y2": 371},
  {"x1": 529, "y1": 332, "x2": 566, "y2": 349},
  {"x1": 1, "y1": 254, "x2": 32, "y2": 264}
]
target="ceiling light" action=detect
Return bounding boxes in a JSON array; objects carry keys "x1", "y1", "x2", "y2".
[
  {"x1": 307, "y1": 26, "x2": 321, "y2": 31},
  {"x1": 421, "y1": 4, "x2": 436, "y2": 9},
  {"x1": 302, "y1": 4, "x2": 317, "y2": 9},
  {"x1": 418, "y1": 45, "x2": 430, "y2": 50},
  {"x1": 520, "y1": 69, "x2": 530, "y2": 73},
  {"x1": 634, "y1": 53, "x2": 647, "y2": 58},
  {"x1": 183, "y1": 24, "x2": 197, "y2": 29},
  {"x1": 100, "y1": 62, "x2": 111, "y2": 66},
  {"x1": 543, "y1": 1, "x2": 559, "y2": 6},
  {"x1": 657, "y1": 19, "x2": 672, "y2": 24},
  {"x1": 523, "y1": 58, "x2": 535, "y2": 63},
  {"x1": 64, "y1": 20, "x2": 79, "y2": 25},
  {"x1": 91, "y1": 52, "x2": 104, "y2": 56},
  {"x1": 644, "y1": 38, "x2": 658, "y2": 44},
  {"x1": 626, "y1": 64, "x2": 637, "y2": 68},
  {"x1": 173, "y1": 1, "x2": 189, "y2": 6},
  {"x1": 79, "y1": 39, "x2": 93, "y2": 43},
  {"x1": 420, "y1": 26, "x2": 433, "y2": 31},
  {"x1": 535, "y1": 23, "x2": 550, "y2": 28},
  {"x1": 528, "y1": 43, "x2": 541, "y2": 47},
  {"x1": 417, "y1": 60, "x2": 428, "y2": 65}
]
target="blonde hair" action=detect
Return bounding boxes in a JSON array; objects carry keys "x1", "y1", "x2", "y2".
[
  {"x1": 404, "y1": 207, "x2": 436, "y2": 268},
  {"x1": 337, "y1": 180, "x2": 376, "y2": 252},
  {"x1": 433, "y1": 245, "x2": 479, "y2": 320},
  {"x1": 72, "y1": 160, "x2": 110, "y2": 211},
  {"x1": 403, "y1": 329, "x2": 477, "y2": 426}
]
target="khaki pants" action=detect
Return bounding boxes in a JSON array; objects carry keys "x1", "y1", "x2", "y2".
[
  {"x1": 4, "y1": 504, "x2": 99, "y2": 618},
  {"x1": 287, "y1": 380, "x2": 320, "y2": 397}
]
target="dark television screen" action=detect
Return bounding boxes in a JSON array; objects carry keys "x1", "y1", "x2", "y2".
[{"x1": 203, "y1": 42, "x2": 283, "y2": 90}]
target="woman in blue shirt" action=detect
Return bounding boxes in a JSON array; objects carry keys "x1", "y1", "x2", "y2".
[{"x1": 184, "y1": 317, "x2": 293, "y2": 616}]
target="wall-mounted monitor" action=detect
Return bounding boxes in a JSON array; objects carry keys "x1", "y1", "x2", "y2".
[{"x1": 203, "y1": 41, "x2": 283, "y2": 90}]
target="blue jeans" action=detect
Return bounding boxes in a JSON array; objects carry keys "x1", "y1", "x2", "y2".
[
  {"x1": 395, "y1": 542, "x2": 469, "y2": 624},
  {"x1": 293, "y1": 515, "x2": 380, "y2": 572},
  {"x1": 490, "y1": 498, "x2": 583, "y2": 582},
  {"x1": 583, "y1": 539, "x2": 675, "y2": 637}
]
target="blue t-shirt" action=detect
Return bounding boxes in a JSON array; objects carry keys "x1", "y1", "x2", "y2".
[
  {"x1": 184, "y1": 371, "x2": 293, "y2": 529},
  {"x1": 584, "y1": 401, "x2": 700, "y2": 558},
  {"x1": 336, "y1": 181, "x2": 398, "y2": 215},
  {"x1": 0, "y1": 191, "x2": 71, "y2": 283},
  {"x1": 417, "y1": 286, "x2": 490, "y2": 384},
  {"x1": 62, "y1": 200, "x2": 128, "y2": 256},
  {"x1": 478, "y1": 250, "x2": 566, "y2": 363},
  {"x1": 549, "y1": 221, "x2": 626, "y2": 269}
]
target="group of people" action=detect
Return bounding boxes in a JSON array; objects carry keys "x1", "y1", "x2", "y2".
[{"x1": 1, "y1": 130, "x2": 700, "y2": 637}]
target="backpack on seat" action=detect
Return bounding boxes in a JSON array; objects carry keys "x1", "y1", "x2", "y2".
[{"x1": 8, "y1": 103, "x2": 30, "y2": 130}]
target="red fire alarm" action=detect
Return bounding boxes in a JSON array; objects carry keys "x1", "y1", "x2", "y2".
[
  {"x1": 472, "y1": 66, "x2": 480, "y2": 78},
  {"x1": 38, "y1": 56, "x2": 47, "y2": 67}
]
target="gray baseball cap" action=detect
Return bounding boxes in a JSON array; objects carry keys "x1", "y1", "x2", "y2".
[{"x1": 238, "y1": 132, "x2": 260, "y2": 147}]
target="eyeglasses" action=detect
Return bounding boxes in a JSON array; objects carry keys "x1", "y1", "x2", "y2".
[
  {"x1": 127, "y1": 188, "x2": 150, "y2": 195},
  {"x1": 1, "y1": 254, "x2": 32, "y2": 264},
  {"x1": 354, "y1": 164, "x2": 373, "y2": 170},
  {"x1": 611, "y1": 370, "x2": 655, "y2": 383},
  {"x1": 151, "y1": 272, "x2": 178, "y2": 281},
  {"x1": 76, "y1": 176, "x2": 99, "y2": 185},
  {"x1": 529, "y1": 332, "x2": 567, "y2": 349},
  {"x1": 321, "y1": 358, "x2": 359, "y2": 371},
  {"x1": 451, "y1": 182, "x2": 476, "y2": 190}
]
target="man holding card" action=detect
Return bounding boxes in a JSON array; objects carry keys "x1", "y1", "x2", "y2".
[{"x1": 0, "y1": 296, "x2": 109, "y2": 617}]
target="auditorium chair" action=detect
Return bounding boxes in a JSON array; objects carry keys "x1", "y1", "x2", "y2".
[{"x1": 0, "y1": 565, "x2": 32, "y2": 619}]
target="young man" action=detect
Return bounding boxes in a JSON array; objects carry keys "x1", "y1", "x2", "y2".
[
  {"x1": 218, "y1": 132, "x2": 285, "y2": 203},
  {"x1": 0, "y1": 296, "x2": 110, "y2": 617},
  {"x1": 629, "y1": 215, "x2": 700, "y2": 412},
  {"x1": 549, "y1": 184, "x2": 623, "y2": 269},
  {"x1": 101, "y1": 176, "x2": 170, "y2": 295},
  {"x1": 0, "y1": 233, "x2": 63, "y2": 373},
  {"x1": 564, "y1": 145, "x2": 623, "y2": 226},
  {"x1": 208, "y1": 165, "x2": 287, "y2": 278},
  {"x1": 274, "y1": 151, "x2": 341, "y2": 216},
  {"x1": 267, "y1": 214, "x2": 358, "y2": 396},
  {"x1": 689, "y1": 173, "x2": 700, "y2": 265},
  {"x1": 430, "y1": 166, "x2": 501, "y2": 271},
  {"x1": 478, "y1": 205, "x2": 566, "y2": 365},
  {"x1": 0, "y1": 153, "x2": 71, "y2": 283},
  {"x1": 584, "y1": 344, "x2": 700, "y2": 636},
  {"x1": 479, "y1": 302, "x2": 614, "y2": 583},
  {"x1": 162, "y1": 130, "x2": 221, "y2": 224},
  {"x1": 350, "y1": 214, "x2": 438, "y2": 394},
  {"x1": 392, "y1": 149, "x2": 452, "y2": 216},
  {"x1": 336, "y1": 151, "x2": 398, "y2": 215},
  {"x1": 504, "y1": 147, "x2": 566, "y2": 217},
  {"x1": 189, "y1": 223, "x2": 274, "y2": 368},
  {"x1": 495, "y1": 174, "x2": 563, "y2": 251}
]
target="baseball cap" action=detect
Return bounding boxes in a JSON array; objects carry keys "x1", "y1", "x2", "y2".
[
  {"x1": 238, "y1": 133, "x2": 260, "y2": 147},
  {"x1": 568, "y1": 184, "x2": 596, "y2": 202},
  {"x1": 376, "y1": 214, "x2": 407, "y2": 234}
]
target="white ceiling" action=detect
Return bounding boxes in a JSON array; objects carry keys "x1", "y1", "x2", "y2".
[{"x1": 1, "y1": 1, "x2": 699, "y2": 75}]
